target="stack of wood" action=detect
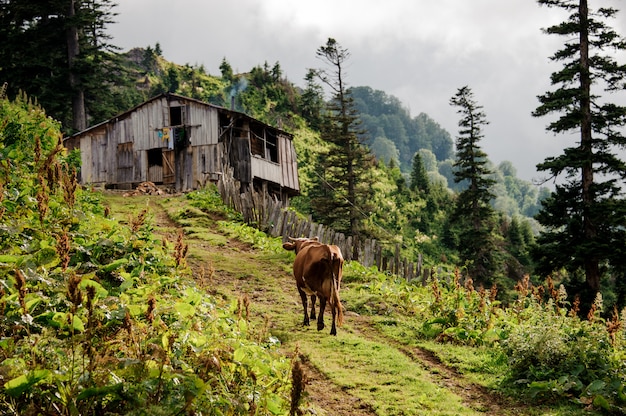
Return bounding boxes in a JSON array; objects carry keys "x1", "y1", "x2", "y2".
[{"x1": 122, "y1": 181, "x2": 166, "y2": 196}]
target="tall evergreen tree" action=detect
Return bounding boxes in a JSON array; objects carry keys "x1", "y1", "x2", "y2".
[
  {"x1": 300, "y1": 69, "x2": 325, "y2": 130},
  {"x1": 410, "y1": 152, "x2": 430, "y2": 194},
  {"x1": 309, "y1": 38, "x2": 377, "y2": 256},
  {"x1": 532, "y1": 0, "x2": 626, "y2": 306},
  {"x1": 449, "y1": 86, "x2": 501, "y2": 285},
  {"x1": 0, "y1": 0, "x2": 121, "y2": 132}
]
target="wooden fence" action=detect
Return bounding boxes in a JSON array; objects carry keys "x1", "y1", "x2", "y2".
[{"x1": 217, "y1": 174, "x2": 430, "y2": 282}]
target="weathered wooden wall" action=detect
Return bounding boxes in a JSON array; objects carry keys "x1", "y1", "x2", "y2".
[
  {"x1": 218, "y1": 172, "x2": 427, "y2": 282},
  {"x1": 65, "y1": 93, "x2": 299, "y2": 196},
  {"x1": 279, "y1": 133, "x2": 299, "y2": 192}
]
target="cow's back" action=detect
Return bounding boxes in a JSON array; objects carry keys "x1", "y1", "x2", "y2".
[{"x1": 293, "y1": 244, "x2": 333, "y2": 293}]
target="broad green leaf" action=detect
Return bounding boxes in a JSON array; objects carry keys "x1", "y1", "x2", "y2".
[
  {"x1": 161, "y1": 332, "x2": 170, "y2": 351},
  {"x1": 70, "y1": 314, "x2": 85, "y2": 332},
  {"x1": 127, "y1": 304, "x2": 143, "y2": 317},
  {"x1": 586, "y1": 379, "x2": 606, "y2": 394},
  {"x1": 592, "y1": 394, "x2": 611, "y2": 410},
  {"x1": 33, "y1": 247, "x2": 59, "y2": 268},
  {"x1": 0, "y1": 338, "x2": 12, "y2": 349},
  {"x1": 238, "y1": 318, "x2": 248, "y2": 333},
  {"x1": 51, "y1": 312, "x2": 84, "y2": 333},
  {"x1": 118, "y1": 272, "x2": 134, "y2": 292},
  {"x1": 25, "y1": 297, "x2": 42, "y2": 314},
  {"x1": 36, "y1": 312, "x2": 61, "y2": 329},
  {"x1": 52, "y1": 311, "x2": 68, "y2": 328},
  {"x1": 265, "y1": 394, "x2": 284, "y2": 415},
  {"x1": 80, "y1": 278, "x2": 108, "y2": 299},
  {"x1": 0, "y1": 254, "x2": 21, "y2": 264},
  {"x1": 76, "y1": 383, "x2": 124, "y2": 401},
  {"x1": 234, "y1": 347, "x2": 247, "y2": 363},
  {"x1": 174, "y1": 302, "x2": 195, "y2": 318},
  {"x1": 100, "y1": 258, "x2": 129, "y2": 273},
  {"x1": 4, "y1": 370, "x2": 51, "y2": 397}
]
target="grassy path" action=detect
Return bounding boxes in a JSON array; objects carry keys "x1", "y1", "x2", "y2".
[{"x1": 104, "y1": 193, "x2": 529, "y2": 416}]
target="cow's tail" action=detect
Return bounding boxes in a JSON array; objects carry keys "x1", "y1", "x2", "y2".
[{"x1": 331, "y1": 254, "x2": 344, "y2": 327}]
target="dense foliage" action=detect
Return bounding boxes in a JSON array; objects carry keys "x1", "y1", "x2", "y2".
[
  {"x1": 343, "y1": 263, "x2": 626, "y2": 413},
  {"x1": 0, "y1": 0, "x2": 134, "y2": 132},
  {"x1": 351, "y1": 86, "x2": 454, "y2": 168},
  {"x1": 0, "y1": 96, "x2": 292, "y2": 414}
]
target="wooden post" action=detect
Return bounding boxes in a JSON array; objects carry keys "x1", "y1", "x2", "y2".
[{"x1": 394, "y1": 243, "x2": 400, "y2": 275}]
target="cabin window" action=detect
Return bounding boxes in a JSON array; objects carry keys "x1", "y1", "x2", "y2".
[
  {"x1": 265, "y1": 130, "x2": 278, "y2": 163},
  {"x1": 170, "y1": 106, "x2": 183, "y2": 126},
  {"x1": 250, "y1": 122, "x2": 279, "y2": 163},
  {"x1": 250, "y1": 124, "x2": 264, "y2": 158}
]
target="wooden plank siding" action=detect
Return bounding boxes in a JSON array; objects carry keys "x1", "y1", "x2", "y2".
[
  {"x1": 279, "y1": 133, "x2": 299, "y2": 192},
  {"x1": 64, "y1": 93, "x2": 299, "y2": 198}
]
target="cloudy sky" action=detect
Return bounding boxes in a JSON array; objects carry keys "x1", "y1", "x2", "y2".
[{"x1": 108, "y1": 0, "x2": 626, "y2": 183}]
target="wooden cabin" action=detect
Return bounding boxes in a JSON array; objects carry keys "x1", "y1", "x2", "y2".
[{"x1": 64, "y1": 93, "x2": 300, "y2": 200}]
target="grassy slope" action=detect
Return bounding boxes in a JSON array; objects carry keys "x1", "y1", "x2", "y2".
[{"x1": 103, "y1": 191, "x2": 596, "y2": 416}]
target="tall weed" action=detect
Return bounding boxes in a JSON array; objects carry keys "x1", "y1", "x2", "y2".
[
  {"x1": 344, "y1": 262, "x2": 626, "y2": 412},
  {"x1": 0, "y1": 96, "x2": 291, "y2": 415}
]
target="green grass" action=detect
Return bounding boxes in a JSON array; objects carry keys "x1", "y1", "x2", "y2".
[
  {"x1": 102, "y1": 189, "x2": 609, "y2": 416},
  {"x1": 138, "y1": 191, "x2": 491, "y2": 415},
  {"x1": 299, "y1": 331, "x2": 482, "y2": 416}
]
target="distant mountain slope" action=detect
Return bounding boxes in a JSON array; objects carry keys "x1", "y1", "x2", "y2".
[{"x1": 351, "y1": 86, "x2": 454, "y2": 171}]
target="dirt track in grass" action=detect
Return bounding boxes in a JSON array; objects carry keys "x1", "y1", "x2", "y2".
[{"x1": 108, "y1": 193, "x2": 532, "y2": 416}]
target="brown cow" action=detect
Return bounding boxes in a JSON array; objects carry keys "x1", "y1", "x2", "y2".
[{"x1": 282, "y1": 237, "x2": 344, "y2": 335}]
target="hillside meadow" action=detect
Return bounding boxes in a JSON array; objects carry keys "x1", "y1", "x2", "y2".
[
  {"x1": 2, "y1": 93, "x2": 626, "y2": 415},
  {"x1": 2, "y1": 179, "x2": 625, "y2": 414}
]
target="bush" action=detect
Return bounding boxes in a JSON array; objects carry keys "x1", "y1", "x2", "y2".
[{"x1": 503, "y1": 304, "x2": 613, "y2": 390}]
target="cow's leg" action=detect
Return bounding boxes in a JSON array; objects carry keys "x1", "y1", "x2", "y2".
[
  {"x1": 317, "y1": 296, "x2": 326, "y2": 331},
  {"x1": 309, "y1": 295, "x2": 316, "y2": 320},
  {"x1": 330, "y1": 303, "x2": 337, "y2": 336},
  {"x1": 298, "y1": 287, "x2": 310, "y2": 326}
]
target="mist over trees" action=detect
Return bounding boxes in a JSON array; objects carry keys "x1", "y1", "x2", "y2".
[{"x1": 351, "y1": 86, "x2": 454, "y2": 169}]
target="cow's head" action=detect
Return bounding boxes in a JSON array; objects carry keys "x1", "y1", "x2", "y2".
[{"x1": 282, "y1": 236, "x2": 319, "y2": 254}]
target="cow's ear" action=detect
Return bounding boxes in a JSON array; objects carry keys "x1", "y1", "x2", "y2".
[
  {"x1": 311, "y1": 236, "x2": 319, "y2": 241},
  {"x1": 283, "y1": 242, "x2": 296, "y2": 251}
]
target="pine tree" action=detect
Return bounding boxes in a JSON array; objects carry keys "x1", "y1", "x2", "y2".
[
  {"x1": 449, "y1": 86, "x2": 501, "y2": 285},
  {"x1": 532, "y1": 0, "x2": 626, "y2": 305},
  {"x1": 300, "y1": 69, "x2": 325, "y2": 130},
  {"x1": 0, "y1": 0, "x2": 121, "y2": 132},
  {"x1": 309, "y1": 38, "x2": 377, "y2": 256},
  {"x1": 410, "y1": 152, "x2": 430, "y2": 194}
]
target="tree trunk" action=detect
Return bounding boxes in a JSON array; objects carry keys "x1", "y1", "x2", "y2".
[
  {"x1": 67, "y1": 0, "x2": 86, "y2": 132},
  {"x1": 579, "y1": 0, "x2": 600, "y2": 293}
]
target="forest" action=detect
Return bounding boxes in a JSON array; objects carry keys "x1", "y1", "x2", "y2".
[{"x1": 1, "y1": 0, "x2": 626, "y2": 414}]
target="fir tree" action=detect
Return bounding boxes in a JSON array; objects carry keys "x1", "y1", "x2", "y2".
[
  {"x1": 309, "y1": 38, "x2": 377, "y2": 257},
  {"x1": 301, "y1": 69, "x2": 325, "y2": 130},
  {"x1": 410, "y1": 152, "x2": 430, "y2": 194},
  {"x1": 449, "y1": 86, "x2": 501, "y2": 285},
  {"x1": 532, "y1": 0, "x2": 626, "y2": 306},
  {"x1": 0, "y1": 0, "x2": 122, "y2": 132}
]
